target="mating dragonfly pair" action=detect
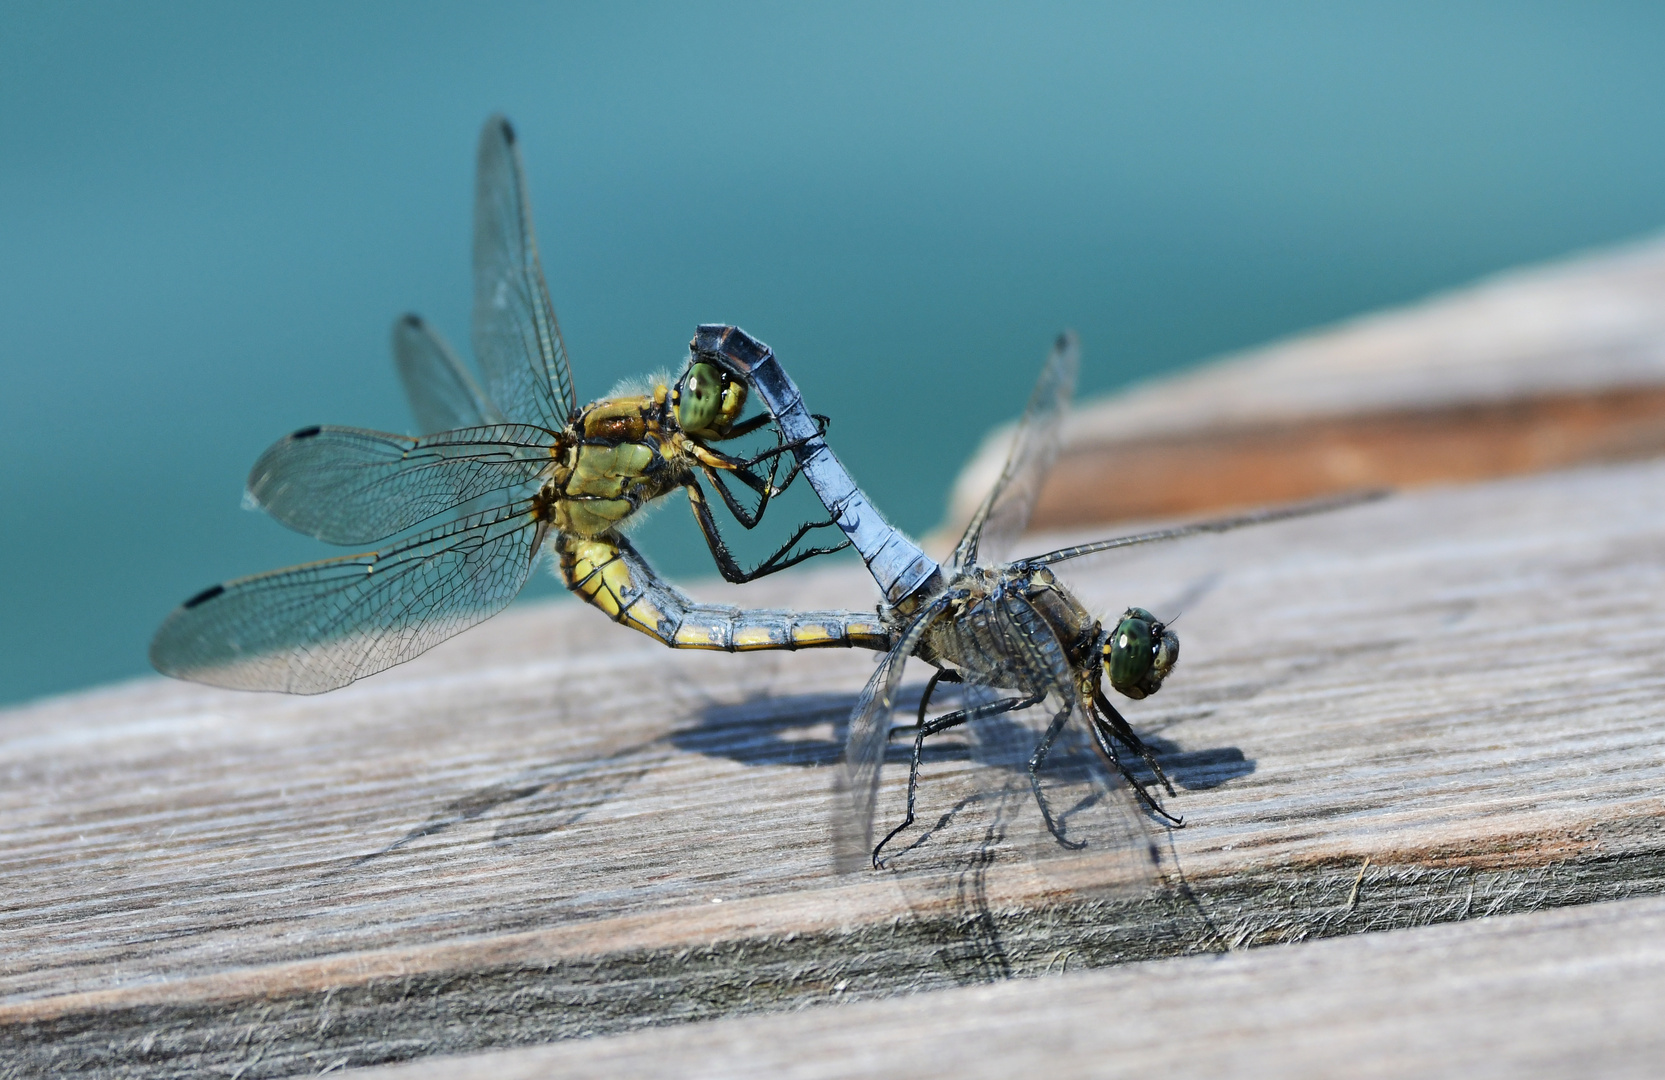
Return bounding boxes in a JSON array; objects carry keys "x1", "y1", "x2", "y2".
[{"x1": 152, "y1": 116, "x2": 1376, "y2": 868}]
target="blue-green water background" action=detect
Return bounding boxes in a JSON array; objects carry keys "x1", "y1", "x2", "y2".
[{"x1": 3, "y1": 2, "x2": 1664, "y2": 707}]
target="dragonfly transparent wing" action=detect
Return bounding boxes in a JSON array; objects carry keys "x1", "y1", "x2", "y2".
[
  {"x1": 245, "y1": 424, "x2": 552, "y2": 545},
  {"x1": 837, "y1": 590, "x2": 963, "y2": 872},
  {"x1": 150, "y1": 501, "x2": 543, "y2": 693},
  {"x1": 471, "y1": 115, "x2": 578, "y2": 430},
  {"x1": 866, "y1": 590, "x2": 1157, "y2": 967},
  {"x1": 974, "y1": 590, "x2": 1152, "y2": 872},
  {"x1": 951, "y1": 331, "x2": 1079, "y2": 572},
  {"x1": 1030, "y1": 489, "x2": 1391, "y2": 567},
  {"x1": 392, "y1": 313, "x2": 506, "y2": 434}
]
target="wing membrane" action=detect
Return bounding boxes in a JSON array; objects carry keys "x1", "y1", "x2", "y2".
[
  {"x1": 837, "y1": 591, "x2": 961, "y2": 871},
  {"x1": 966, "y1": 592, "x2": 1150, "y2": 879},
  {"x1": 471, "y1": 115, "x2": 577, "y2": 430},
  {"x1": 952, "y1": 331, "x2": 1079, "y2": 571},
  {"x1": 392, "y1": 313, "x2": 506, "y2": 434},
  {"x1": 1030, "y1": 489, "x2": 1391, "y2": 567},
  {"x1": 149, "y1": 501, "x2": 542, "y2": 693},
  {"x1": 246, "y1": 424, "x2": 552, "y2": 546}
]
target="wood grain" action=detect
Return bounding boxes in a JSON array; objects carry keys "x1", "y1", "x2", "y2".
[
  {"x1": 349, "y1": 893, "x2": 1665, "y2": 1080},
  {"x1": 942, "y1": 235, "x2": 1665, "y2": 534},
  {"x1": 4, "y1": 459, "x2": 1665, "y2": 1077}
]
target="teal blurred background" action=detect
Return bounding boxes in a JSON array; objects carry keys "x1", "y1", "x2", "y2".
[{"x1": 3, "y1": 2, "x2": 1664, "y2": 706}]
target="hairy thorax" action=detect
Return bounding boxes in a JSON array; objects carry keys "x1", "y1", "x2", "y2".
[
  {"x1": 546, "y1": 391, "x2": 695, "y2": 538},
  {"x1": 918, "y1": 564, "x2": 1101, "y2": 694}
]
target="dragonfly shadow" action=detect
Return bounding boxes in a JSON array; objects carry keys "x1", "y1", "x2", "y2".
[
  {"x1": 886, "y1": 686, "x2": 1257, "y2": 793},
  {"x1": 1138, "y1": 735, "x2": 1257, "y2": 791},
  {"x1": 675, "y1": 685, "x2": 1256, "y2": 794},
  {"x1": 673, "y1": 690, "x2": 866, "y2": 769},
  {"x1": 675, "y1": 681, "x2": 982, "y2": 769}
]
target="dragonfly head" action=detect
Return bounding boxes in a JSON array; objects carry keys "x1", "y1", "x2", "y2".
[
  {"x1": 673, "y1": 360, "x2": 749, "y2": 439},
  {"x1": 1102, "y1": 607, "x2": 1179, "y2": 700}
]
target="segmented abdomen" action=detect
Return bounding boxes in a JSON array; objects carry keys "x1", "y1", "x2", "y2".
[{"x1": 555, "y1": 532, "x2": 892, "y2": 652}]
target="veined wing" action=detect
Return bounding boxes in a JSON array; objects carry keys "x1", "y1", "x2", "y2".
[
  {"x1": 873, "y1": 586, "x2": 1161, "y2": 915},
  {"x1": 246, "y1": 424, "x2": 552, "y2": 546},
  {"x1": 393, "y1": 313, "x2": 506, "y2": 434},
  {"x1": 1029, "y1": 489, "x2": 1391, "y2": 567},
  {"x1": 150, "y1": 500, "x2": 543, "y2": 693},
  {"x1": 472, "y1": 115, "x2": 578, "y2": 430},
  {"x1": 980, "y1": 588, "x2": 1147, "y2": 862},
  {"x1": 952, "y1": 331, "x2": 1079, "y2": 572},
  {"x1": 837, "y1": 589, "x2": 964, "y2": 872}
]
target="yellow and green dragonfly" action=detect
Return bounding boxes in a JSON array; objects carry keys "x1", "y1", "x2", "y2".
[{"x1": 149, "y1": 116, "x2": 869, "y2": 693}]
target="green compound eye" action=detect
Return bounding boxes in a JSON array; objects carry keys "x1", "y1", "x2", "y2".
[
  {"x1": 675, "y1": 362, "x2": 725, "y2": 435},
  {"x1": 1103, "y1": 607, "x2": 1179, "y2": 699}
]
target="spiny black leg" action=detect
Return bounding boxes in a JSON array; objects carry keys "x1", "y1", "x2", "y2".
[
  {"x1": 701, "y1": 464, "x2": 850, "y2": 569},
  {"x1": 741, "y1": 517, "x2": 851, "y2": 579},
  {"x1": 685, "y1": 478, "x2": 762, "y2": 582},
  {"x1": 684, "y1": 478, "x2": 851, "y2": 584},
  {"x1": 1093, "y1": 683, "x2": 1176, "y2": 796},
  {"x1": 706, "y1": 425, "x2": 830, "y2": 472},
  {"x1": 875, "y1": 690, "x2": 1042, "y2": 868},
  {"x1": 889, "y1": 668, "x2": 964, "y2": 740},
  {"x1": 720, "y1": 411, "x2": 777, "y2": 439},
  {"x1": 1087, "y1": 712, "x2": 1183, "y2": 826},
  {"x1": 705, "y1": 464, "x2": 772, "y2": 527},
  {"x1": 702, "y1": 455, "x2": 826, "y2": 526},
  {"x1": 696, "y1": 413, "x2": 834, "y2": 497},
  {"x1": 874, "y1": 708, "x2": 972, "y2": 868},
  {"x1": 762, "y1": 415, "x2": 831, "y2": 497},
  {"x1": 1027, "y1": 706, "x2": 1088, "y2": 850}
]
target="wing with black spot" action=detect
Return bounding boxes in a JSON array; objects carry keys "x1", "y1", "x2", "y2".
[
  {"x1": 471, "y1": 115, "x2": 578, "y2": 430},
  {"x1": 392, "y1": 313, "x2": 507, "y2": 434},
  {"x1": 150, "y1": 501, "x2": 542, "y2": 693}
]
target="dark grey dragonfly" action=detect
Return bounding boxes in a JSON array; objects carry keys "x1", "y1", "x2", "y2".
[{"x1": 695, "y1": 325, "x2": 1382, "y2": 869}]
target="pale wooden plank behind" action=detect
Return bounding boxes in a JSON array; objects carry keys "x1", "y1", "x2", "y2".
[
  {"x1": 942, "y1": 234, "x2": 1665, "y2": 532},
  {"x1": 351, "y1": 893, "x2": 1665, "y2": 1080},
  {"x1": 3, "y1": 460, "x2": 1665, "y2": 1076}
]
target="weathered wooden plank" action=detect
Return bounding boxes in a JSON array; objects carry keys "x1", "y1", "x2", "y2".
[
  {"x1": 3, "y1": 459, "x2": 1665, "y2": 1076},
  {"x1": 345, "y1": 893, "x2": 1665, "y2": 1080},
  {"x1": 943, "y1": 235, "x2": 1665, "y2": 533}
]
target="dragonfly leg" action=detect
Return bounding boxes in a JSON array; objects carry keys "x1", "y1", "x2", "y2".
[
  {"x1": 1087, "y1": 713, "x2": 1183, "y2": 827},
  {"x1": 1085, "y1": 688, "x2": 1182, "y2": 825},
  {"x1": 694, "y1": 414, "x2": 829, "y2": 476},
  {"x1": 874, "y1": 690, "x2": 1043, "y2": 868},
  {"x1": 700, "y1": 413, "x2": 832, "y2": 512},
  {"x1": 703, "y1": 463, "x2": 772, "y2": 528},
  {"x1": 715, "y1": 411, "x2": 777, "y2": 440},
  {"x1": 888, "y1": 667, "x2": 964, "y2": 740},
  {"x1": 760, "y1": 415, "x2": 831, "y2": 497},
  {"x1": 1027, "y1": 706, "x2": 1090, "y2": 850},
  {"x1": 1093, "y1": 683, "x2": 1176, "y2": 797},
  {"x1": 685, "y1": 477, "x2": 851, "y2": 584},
  {"x1": 713, "y1": 413, "x2": 831, "y2": 472}
]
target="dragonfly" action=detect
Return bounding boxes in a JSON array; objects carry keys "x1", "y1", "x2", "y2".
[
  {"x1": 694, "y1": 324, "x2": 1384, "y2": 867},
  {"x1": 149, "y1": 116, "x2": 859, "y2": 694},
  {"x1": 387, "y1": 303, "x2": 890, "y2": 656}
]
